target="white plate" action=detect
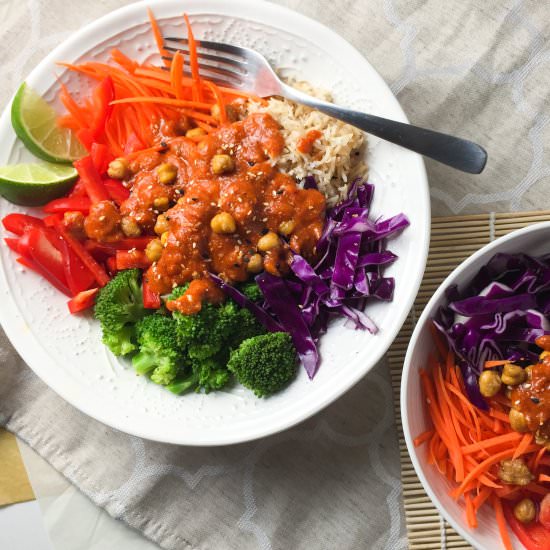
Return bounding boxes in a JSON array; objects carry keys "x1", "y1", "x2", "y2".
[
  {"x1": 0, "y1": 0, "x2": 430, "y2": 446},
  {"x1": 401, "y1": 222, "x2": 550, "y2": 549}
]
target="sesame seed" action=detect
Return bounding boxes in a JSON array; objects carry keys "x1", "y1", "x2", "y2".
[
  {"x1": 262, "y1": 217, "x2": 268, "y2": 222},
  {"x1": 99, "y1": 215, "x2": 106, "y2": 221}
]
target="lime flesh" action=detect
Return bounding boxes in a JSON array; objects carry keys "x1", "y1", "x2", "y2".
[
  {"x1": 11, "y1": 82, "x2": 86, "y2": 164},
  {"x1": 0, "y1": 162, "x2": 78, "y2": 206}
]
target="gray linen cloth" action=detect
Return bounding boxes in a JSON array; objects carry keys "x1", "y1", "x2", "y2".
[{"x1": 1, "y1": 1, "x2": 549, "y2": 549}]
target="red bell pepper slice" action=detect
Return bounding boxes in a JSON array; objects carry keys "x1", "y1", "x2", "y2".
[
  {"x1": 43, "y1": 196, "x2": 91, "y2": 214},
  {"x1": 103, "y1": 178, "x2": 130, "y2": 204},
  {"x1": 67, "y1": 288, "x2": 99, "y2": 314},
  {"x1": 90, "y1": 143, "x2": 113, "y2": 175},
  {"x1": 43, "y1": 213, "x2": 64, "y2": 227},
  {"x1": 76, "y1": 128, "x2": 95, "y2": 152},
  {"x1": 74, "y1": 156, "x2": 110, "y2": 204},
  {"x1": 143, "y1": 278, "x2": 160, "y2": 309},
  {"x1": 90, "y1": 77, "x2": 114, "y2": 139},
  {"x1": 68, "y1": 179, "x2": 88, "y2": 198},
  {"x1": 26, "y1": 227, "x2": 68, "y2": 288},
  {"x1": 56, "y1": 235, "x2": 96, "y2": 295},
  {"x1": 504, "y1": 502, "x2": 550, "y2": 550},
  {"x1": 2, "y1": 213, "x2": 45, "y2": 236},
  {"x1": 57, "y1": 225, "x2": 110, "y2": 287},
  {"x1": 17, "y1": 256, "x2": 71, "y2": 297},
  {"x1": 106, "y1": 256, "x2": 118, "y2": 276},
  {"x1": 85, "y1": 237, "x2": 153, "y2": 253},
  {"x1": 115, "y1": 249, "x2": 151, "y2": 270},
  {"x1": 4, "y1": 237, "x2": 19, "y2": 254}
]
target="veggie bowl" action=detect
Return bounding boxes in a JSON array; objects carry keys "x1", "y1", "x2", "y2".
[
  {"x1": 0, "y1": 0, "x2": 429, "y2": 445},
  {"x1": 402, "y1": 222, "x2": 550, "y2": 550}
]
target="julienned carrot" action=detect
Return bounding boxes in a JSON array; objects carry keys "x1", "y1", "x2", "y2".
[
  {"x1": 170, "y1": 50, "x2": 185, "y2": 100},
  {"x1": 204, "y1": 80, "x2": 227, "y2": 123},
  {"x1": 110, "y1": 96, "x2": 213, "y2": 110},
  {"x1": 416, "y1": 350, "x2": 549, "y2": 550},
  {"x1": 483, "y1": 360, "x2": 511, "y2": 369},
  {"x1": 147, "y1": 8, "x2": 171, "y2": 68},
  {"x1": 184, "y1": 13, "x2": 203, "y2": 102}
]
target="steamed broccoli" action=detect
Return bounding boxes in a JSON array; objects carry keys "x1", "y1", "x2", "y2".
[
  {"x1": 132, "y1": 314, "x2": 185, "y2": 386},
  {"x1": 94, "y1": 269, "x2": 147, "y2": 355},
  {"x1": 227, "y1": 332, "x2": 297, "y2": 397},
  {"x1": 167, "y1": 354, "x2": 230, "y2": 395},
  {"x1": 239, "y1": 281, "x2": 263, "y2": 302}
]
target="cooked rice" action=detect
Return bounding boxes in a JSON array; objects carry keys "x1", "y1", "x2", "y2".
[{"x1": 246, "y1": 80, "x2": 367, "y2": 206}]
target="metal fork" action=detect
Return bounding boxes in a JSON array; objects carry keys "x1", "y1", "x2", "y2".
[{"x1": 164, "y1": 37, "x2": 487, "y2": 174}]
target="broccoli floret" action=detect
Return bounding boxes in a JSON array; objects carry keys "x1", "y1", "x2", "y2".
[
  {"x1": 167, "y1": 355, "x2": 230, "y2": 395},
  {"x1": 238, "y1": 281, "x2": 263, "y2": 302},
  {"x1": 227, "y1": 332, "x2": 297, "y2": 397},
  {"x1": 94, "y1": 269, "x2": 147, "y2": 355},
  {"x1": 132, "y1": 314, "x2": 185, "y2": 386},
  {"x1": 229, "y1": 308, "x2": 265, "y2": 348},
  {"x1": 168, "y1": 284, "x2": 190, "y2": 301}
]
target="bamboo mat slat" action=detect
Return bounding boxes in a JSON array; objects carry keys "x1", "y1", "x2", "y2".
[{"x1": 389, "y1": 209, "x2": 550, "y2": 550}]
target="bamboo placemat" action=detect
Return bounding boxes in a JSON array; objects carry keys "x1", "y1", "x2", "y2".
[{"x1": 389, "y1": 209, "x2": 550, "y2": 549}]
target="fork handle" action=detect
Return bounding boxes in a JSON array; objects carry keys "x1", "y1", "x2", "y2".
[{"x1": 281, "y1": 84, "x2": 487, "y2": 174}]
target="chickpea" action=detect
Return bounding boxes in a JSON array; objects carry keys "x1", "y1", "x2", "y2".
[
  {"x1": 154, "y1": 214, "x2": 169, "y2": 235},
  {"x1": 186, "y1": 127, "x2": 207, "y2": 139},
  {"x1": 157, "y1": 163, "x2": 178, "y2": 185},
  {"x1": 257, "y1": 231, "x2": 280, "y2": 252},
  {"x1": 278, "y1": 219, "x2": 296, "y2": 236},
  {"x1": 175, "y1": 115, "x2": 192, "y2": 135},
  {"x1": 247, "y1": 253, "x2": 263, "y2": 273},
  {"x1": 107, "y1": 158, "x2": 129, "y2": 180},
  {"x1": 478, "y1": 370, "x2": 502, "y2": 397},
  {"x1": 145, "y1": 239, "x2": 163, "y2": 262},
  {"x1": 153, "y1": 196, "x2": 170, "y2": 211},
  {"x1": 63, "y1": 211, "x2": 85, "y2": 240},
  {"x1": 211, "y1": 154, "x2": 235, "y2": 175},
  {"x1": 514, "y1": 499, "x2": 536, "y2": 524},
  {"x1": 210, "y1": 212, "x2": 237, "y2": 234},
  {"x1": 501, "y1": 363, "x2": 527, "y2": 386},
  {"x1": 210, "y1": 103, "x2": 238, "y2": 122},
  {"x1": 161, "y1": 231, "x2": 169, "y2": 246},
  {"x1": 509, "y1": 408, "x2": 529, "y2": 433},
  {"x1": 120, "y1": 216, "x2": 141, "y2": 237}
]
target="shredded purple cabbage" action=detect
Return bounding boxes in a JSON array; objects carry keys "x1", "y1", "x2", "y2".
[
  {"x1": 212, "y1": 178, "x2": 409, "y2": 379},
  {"x1": 433, "y1": 252, "x2": 550, "y2": 410}
]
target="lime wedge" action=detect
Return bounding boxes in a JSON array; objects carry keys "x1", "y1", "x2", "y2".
[
  {"x1": 11, "y1": 82, "x2": 86, "y2": 164},
  {"x1": 0, "y1": 162, "x2": 78, "y2": 206}
]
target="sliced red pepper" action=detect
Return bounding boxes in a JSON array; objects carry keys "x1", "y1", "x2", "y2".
[
  {"x1": 504, "y1": 502, "x2": 550, "y2": 550},
  {"x1": 90, "y1": 77, "x2": 114, "y2": 139},
  {"x1": 67, "y1": 288, "x2": 99, "y2": 314},
  {"x1": 43, "y1": 196, "x2": 91, "y2": 214},
  {"x1": 74, "y1": 156, "x2": 110, "y2": 204},
  {"x1": 17, "y1": 256, "x2": 71, "y2": 296},
  {"x1": 68, "y1": 179, "x2": 88, "y2": 198},
  {"x1": 103, "y1": 178, "x2": 130, "y2": 204},
  {"x1": 43, "y1": 213, "x2": 64, "y2": 227},
  {"x1": 4, "y1": 237, "x2": 19, "y2": 254},
  {"x1": 84, "y1": 237, "x2": 153, "y2": 253},
  {"x1": 2, "y1": 213, "x2": 45, "y2": 236},
  {"x1": 76, "y1": 128, "x2": 95, "y2": 152},
  {"x1": 90, "y1": 142, "x2": 113, "y2": 175},
  {"x1": 115, "y1": 249, "x2": 151, "y2": 270},
  {"x1": 143, "y1": 278, "x2": 161, "y2": 309},
  {"x1": 106, "y1": 256, "x2": 118, "y2": 276},
  {"x1": 26, "y1": 227, "x2": 68, "y2": 288},
  {"x1": 56, "y1": 235, "x2": 95, "y2": 295},
  {"x1": 57, "y1": 226, "x2": 110, "y2": 287}
]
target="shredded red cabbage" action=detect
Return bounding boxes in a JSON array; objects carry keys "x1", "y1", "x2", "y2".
[
  {"x1": 212, "y1": 178, "x2": 409, "y2": 379},
  {"x1": 433, "y1": 253, "x2": 550, "y2": 410}
]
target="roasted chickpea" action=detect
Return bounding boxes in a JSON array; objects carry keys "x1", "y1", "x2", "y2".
[
  {"x1": 63, "y1": 211, "x2": 86, "y2": 240},
  {"x1": 120, "y1": 216, "x2": 141, "y2": 237},
  {"x1": 501, "y1": 363, "x2": 527, "y2": 386},
  {"x1": 210, "y1": 212, "x2": 237, "y2": 234},
  {"x1": 278, "y1": 219, "x2": 296, "y2": 236},
  {"x1": 211, "y1": 154, "x2": 235, "y2": 175},
  {"x1": 161, "y1": 231, "x2": 169, "y2": 246},
  {"x1": 509, "y1": 408, "x2": 529, "y2": 433},
  {"x1": 499, "y1": 458, "x2": 533, "y2": 485},
  {"x1": 153, "y1": 196, "x2": 170, "y2": 211},
  {"x1": 247, "y1": 253, "x2": 263, "y2": 273},
  {"x1": 185, "y1": 127, "x2": 207, "y2": 139},
  {"x1": 154, "y1": 214, "x2": 169, "y2": 235},
  {"x1": 257, "y1": 231, "x2": 280, "y2": 252},
  {"x1": 107, "y1": 158, "x2": 129, "y2": 180},
  {"x1": 145, "y1": 238, "x2": 163, "y2": 262},
  {"x1": 478, "y1": 370, "x2": 502, "y2": 397},
  {"x1": 157, "y1": 163, "x2": 178, "y2": 185},
  {"x1": 514, "y1": 499, "x2": 536, "y2": 524}
]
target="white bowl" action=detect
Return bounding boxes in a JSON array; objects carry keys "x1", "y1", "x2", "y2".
[
  {"x1": 0, "y1": 0, "x2": 430, "y2": 445},
  {"x1": 401, "y1": 221, "x2": 550, "y2": 549}
]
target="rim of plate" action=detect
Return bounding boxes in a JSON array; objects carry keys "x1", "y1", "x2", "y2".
[
  {"x1": 400, "y1": 221, "x2": 550, "y2": 549},
  {"x1": 0, "y1": 0, "x2": 430, "y2": 445}
]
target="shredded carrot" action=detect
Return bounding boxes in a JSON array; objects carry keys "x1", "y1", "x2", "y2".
[
  {"x1": 204, "y1": 80, "x2": 227, "y2": 123},
  {"x1": 170, "y1": 51, "x2": 185, "y2": 100},
  {"x1": 184, "y1": 13, "x2": 203, "y2": 102},
  {"x1": 415, "y1": 349, "x2": 548, "y2": 550},
  {"x1": 147, "y1": 8, "x2": 171, "y2": 68},
  {"x1": 110, "y1": 96, "x2": 212, "y2": 110},
  {"x1": 483, "y1": 360, "x2": 511, "y2": 369}
]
